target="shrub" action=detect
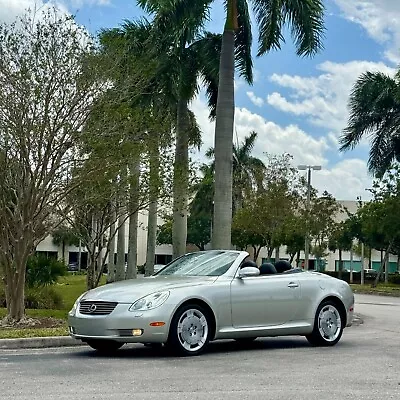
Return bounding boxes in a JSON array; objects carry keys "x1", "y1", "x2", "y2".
[
  {"x1": 137, "y1": 264, "x2": 145, "y2": 274},
  {"x1": 26, "y1": 255, "x2": 67, "y2": 288},
  {"x1": 0, "y1": 286, "x2": 63, "y2": 309},
  {"x1": 388, "y1": 274, "x2": 400, "y2": 285},
  {"x1": 25, "y1": 286, "x2": 64, "y2": 309}
]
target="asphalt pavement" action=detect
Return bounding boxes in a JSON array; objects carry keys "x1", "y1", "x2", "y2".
[{"x1": 0, "y1": 294, "x2": 399, "y2": 400}]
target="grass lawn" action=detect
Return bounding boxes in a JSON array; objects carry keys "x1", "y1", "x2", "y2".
[
  {"x1": 0, "y1": 274, "x2": 106, "y2": 339},
  {"x1": 350, "y1": 283, "x2": 400, "y2": 296},
  {"x1": 0, "y1": 327, "x2": 68, "y2": 339}
]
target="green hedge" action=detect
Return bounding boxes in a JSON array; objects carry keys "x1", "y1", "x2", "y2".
[
  {"x1": 322, "y1": 270, "x2": 400, "y2": 284},
  {"x1": 0, "y1": 286, "x2": 63, "y2": 309}
]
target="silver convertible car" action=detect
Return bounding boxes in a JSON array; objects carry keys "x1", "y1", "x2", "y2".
[{"x1": 68, "y1": 250, "x2": 354, "y2": 356}]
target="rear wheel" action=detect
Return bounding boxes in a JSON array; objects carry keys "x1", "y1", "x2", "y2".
[
  {"x1": 168, "y1": 304, "x2": 211, "y2": 356},
  {"x1": 86, "y1": 340, "x2": 124, "y2": 353},
  {"x1": 306, "y1": 301, "x2": 344, "y2": 346}
]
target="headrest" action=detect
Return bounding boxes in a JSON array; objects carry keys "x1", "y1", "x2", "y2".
[{"x1": 259, "y1": 263, "x2": 277, "y2": 275}]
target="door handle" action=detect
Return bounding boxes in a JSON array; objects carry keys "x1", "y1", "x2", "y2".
[{"x1": 287, "y1": 282, "x2": 299, "y2": 288}]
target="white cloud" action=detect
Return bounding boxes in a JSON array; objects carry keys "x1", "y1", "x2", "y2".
[
  {"x1": 334, "y1": 0, "x2": 400, "y2": 64},
  {"x1": 246, "y1": 91, "x2": 264, "y2": 107},
  {"x1": 0, "y1": 0, "x2": 109, "y2": 24},
  {"x1": 190, "y1": 95, "x2": 328, "y2": 167},
  {"x1": 310, "y1": 159, "x2": 373, "y2": 201},
  {"x1": 189, "y1": 95, "x2": 373, "y2": 200},
  {"x1": 267, "y1": 60, "x2": 396, "y2": 138}
]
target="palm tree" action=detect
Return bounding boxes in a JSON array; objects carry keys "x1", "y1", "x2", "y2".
[
  {"x1": 137, "y1": 1, "x2": 254, "y2": 257},
  {"x1": 213, "y1": 0, "x2": 325, "y2": 249},
  {"x1": 206, "y1": 131, "x2": 266, "y2": 213},
  {"x1": 52, "y1": 226, "x2": 79, "y2": 264},
  {"x1": 139, "y1": 0, "x2": 325, "y2": 249},
  {"x1": 340, "y1": 71, "x2": 400, "y2": 177}
]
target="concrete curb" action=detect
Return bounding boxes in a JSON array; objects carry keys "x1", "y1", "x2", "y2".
[{"x1": 0, "y1": 336, "x2": 85, "y2": 350}]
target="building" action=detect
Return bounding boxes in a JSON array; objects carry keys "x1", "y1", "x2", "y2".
[{"x1": 35, "y1": 200, "x2": 399, "y2": 272}]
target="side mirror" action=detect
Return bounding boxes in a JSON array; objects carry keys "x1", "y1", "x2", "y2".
[{"x1": 238, "y1": 267, "x2": 260, "y2": 278}]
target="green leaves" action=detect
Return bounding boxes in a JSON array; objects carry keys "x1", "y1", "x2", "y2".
[
  {"x1": 252, "y1": 0, "x2": 325, "y2": 57},
  {"x1": 340, "y1": 71, "x2": 400, "y2": 177}
]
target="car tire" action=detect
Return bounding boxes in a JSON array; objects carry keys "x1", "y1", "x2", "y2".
[
  {"x1": 86, "y1": 340, "x2": 124, "y2": 353},
  {"x1": 306, "y1": 300, "x2": 344, "y2": 346},
  {"x1": 168, "y1": 303, "x2": 211, "y2": 356}
]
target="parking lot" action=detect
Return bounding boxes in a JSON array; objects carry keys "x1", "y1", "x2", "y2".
[{"x1": 0, "y1": 294, "x2": 399, "y2": 400}]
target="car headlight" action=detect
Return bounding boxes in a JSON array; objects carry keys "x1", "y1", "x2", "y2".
[{"x1": 129, "y1": 291, "x2": 170, "y2": 311}]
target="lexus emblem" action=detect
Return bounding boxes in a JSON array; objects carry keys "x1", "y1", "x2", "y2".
[{"x1": 89, "y1": 304, "x2": 97, "y2": 313}]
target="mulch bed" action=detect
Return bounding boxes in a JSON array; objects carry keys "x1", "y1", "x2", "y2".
[{"x1": 0, "y1": 317, "x2": 66, "y2": 330}]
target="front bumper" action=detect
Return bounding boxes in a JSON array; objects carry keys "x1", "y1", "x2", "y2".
[{"x1": 68, "y1": 303, "x2": 175, "y2": 343}]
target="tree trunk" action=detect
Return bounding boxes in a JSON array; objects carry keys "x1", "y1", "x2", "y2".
[
  {"x1": 289, "y1": 253, "x2": 295, "y2": 265},
  {"x1": 254, "y1": 246, "x2": 262, "y2": 263},
  {"x1": 385, "y1": 250, "x2": 389, "y2": 284},
  {"x1": 338, "y1": 249, "x2": 343, "y2": 280},
  {"x1": 115, "y1": 212, "x2": 126, "y2": 282},
  {"x1": 145, "y1": 136, "x2": 159, "y2": 277},
  {"x1": 212, "y1": 27, "x2": 235, "y2": 250},
  {"x1": 373, "y1": 243, "x2": 393, "y2": 288},
  {"x1": 146, "y1": 199, "x2": 157, "y2": 277},
  {"x1": 275, "y1": 247, "x2": 280, "y2": 262},
  {"x1": 349, "y1": 247, "x2": 354, "y2": 284},
  {"x1": 115, "y1": 168, "x2": 127, "y2": 282},
  {"x1": 78, "y1": 239, "x2": 82, "y2": 272},
  {"x1": 296, "y1": 250, "x2": 300, "y2": 268},
  {"x1": 86, "y1": 214, "x2": 97, "y2": 290},
  {"x1": 3, "y1": 257, "x2": 27, "y2": 322},
  {"x1": 61, "y1": 242, "x2": 66, "y2": 264},
  {"x1": 107, "y1": 209, "x2": 116, "y2": 283},
  {"x1": 360, "y1": 242, "x2": 364, "y2": 285},
  {"x1": 126, "y1": 156, "x2": 140, "y2": 280},
  {"x1": 172, "y1": 98, "x2": 189, "y2": 260}
]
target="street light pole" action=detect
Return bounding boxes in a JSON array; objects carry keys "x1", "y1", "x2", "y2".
[
  {"x1": 304, "y1": 167, "x2": 312, "y2": 271},
  {"x1": 298, "y1": 165, "x2": 322, "y2": 271}
]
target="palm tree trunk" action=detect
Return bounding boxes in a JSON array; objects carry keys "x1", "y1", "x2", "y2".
[
  {"x1": 115, "y1": 211, "x2": 126, "y2": 282},
  {"x1": 115, "y1": 169, "x2": 127, "y2": 282},
  {"x1": 145, "y1": 136, "x2": 160, "y2": 277},
  {"x1": 86, "y1": 214, "x2": 97, "y2": 290},
  {"x1": 107, "y1": 208, "x2": 116, "y2": 283},
  {"x1": 212, "y1": 27, "x2": 235, "y2": 249},
  {"x1": 172, "y1": 98, "x2": 189, "y2": 259},
  {"x1": 126, "y1": 157, "x2": 140, "y2": 280}
]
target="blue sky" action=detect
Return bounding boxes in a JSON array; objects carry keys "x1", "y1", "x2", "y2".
[{"x1": 3, "y1": 0, "x2": 400, "y2": 200}]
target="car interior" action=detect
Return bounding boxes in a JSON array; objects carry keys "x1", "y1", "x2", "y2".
[{"x1": 240, "y1": 260, "x2": 303, "y2": 276}]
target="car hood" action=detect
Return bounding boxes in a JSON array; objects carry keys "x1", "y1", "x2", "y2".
[{"x1": 81, "y1": 275, "x2": 218, "y2": 303}]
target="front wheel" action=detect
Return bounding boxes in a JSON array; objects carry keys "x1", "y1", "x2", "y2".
[
  {"x1": 306, "y1": 301, "x2": 344, "y2": 346},
  {"x1": 86, "y1": 339, "x2": 124, "y2": 353},
  {"x1": 168, "y1": 304, "x2": 211, "y2": 356}
]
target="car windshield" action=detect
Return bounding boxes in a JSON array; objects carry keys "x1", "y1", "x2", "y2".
[{"x1": 156, "y1": 251, "x2": 239, "y2": 277}]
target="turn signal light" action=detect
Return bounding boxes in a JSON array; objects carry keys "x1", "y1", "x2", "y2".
[{"x1": 149, "y1": 322, "x2": 165, "y2": 327}]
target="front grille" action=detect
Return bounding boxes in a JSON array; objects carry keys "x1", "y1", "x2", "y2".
[{"x1": 79, "y1": 301, "x2": 118, "y2": 315}]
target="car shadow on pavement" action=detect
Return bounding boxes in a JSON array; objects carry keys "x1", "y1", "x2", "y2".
[{"x1": 70, "y1": 336, "x2": 350, "y2": 359}]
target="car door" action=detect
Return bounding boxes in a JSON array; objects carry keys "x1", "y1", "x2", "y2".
[{"x1": 230, "y1": 274, "x2": 301, "y2": 328}]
